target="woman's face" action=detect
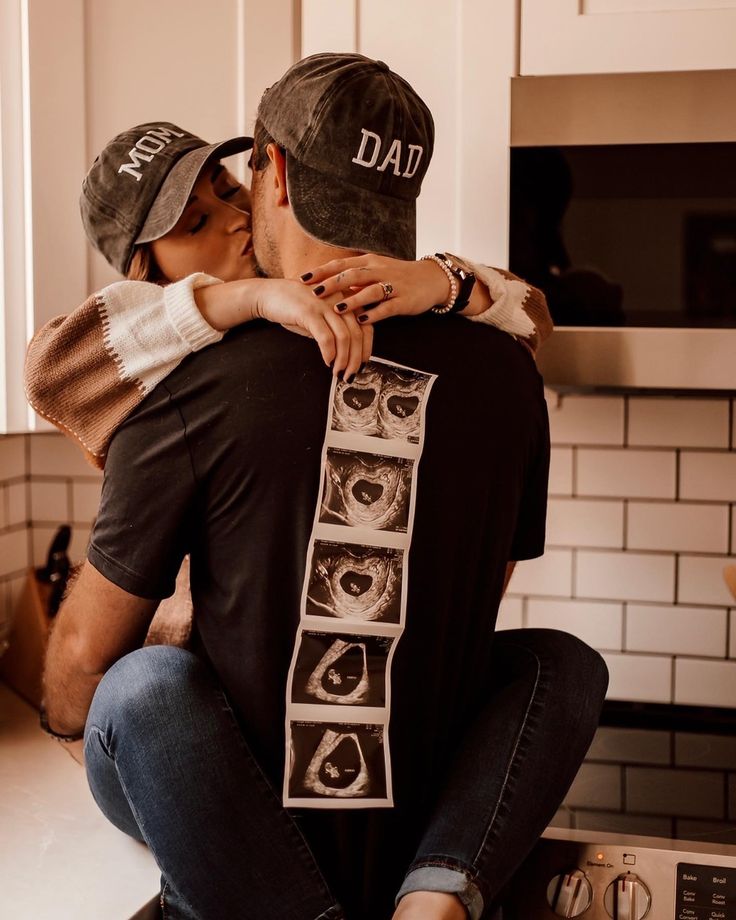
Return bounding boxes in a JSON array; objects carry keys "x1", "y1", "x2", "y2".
[{"x1": 150, "y1": 160, "x2": 256, "y2": 282}]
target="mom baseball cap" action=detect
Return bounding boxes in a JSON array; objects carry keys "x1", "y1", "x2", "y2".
[
  {"x1": 257, "y1": 53, "x2": 434, "y2": 261},
  {"x1": 80, "y1": 122, "x2": 253, "y2": 274}
]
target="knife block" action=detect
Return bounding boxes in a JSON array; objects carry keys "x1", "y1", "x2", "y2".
[{"x1": 0, "y1": 570, "x2": 53, "y2": 709}]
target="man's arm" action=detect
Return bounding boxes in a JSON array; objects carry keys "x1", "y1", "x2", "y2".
[{"x1": 43, "y1": 562, "x2": 158, "y2": 735}]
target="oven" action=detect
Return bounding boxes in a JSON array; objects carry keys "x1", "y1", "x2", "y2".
[{"x1": 502, "y1": 704, "x2": 736, "y2": 918}]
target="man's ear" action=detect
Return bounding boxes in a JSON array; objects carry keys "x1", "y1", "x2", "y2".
[{"x1": 266, "y1": 143, "x2": 289, "y2": 207}]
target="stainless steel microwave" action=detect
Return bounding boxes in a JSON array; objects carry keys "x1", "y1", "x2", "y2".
[{"x1": 510, "y1": 71, "x2": 736, "y2": 391}]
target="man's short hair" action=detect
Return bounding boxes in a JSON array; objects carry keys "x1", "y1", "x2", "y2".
[{"x1": 255, "y1": 52, "x2": 434, "y2": 260}]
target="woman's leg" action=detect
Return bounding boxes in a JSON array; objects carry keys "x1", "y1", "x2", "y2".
[
  {"x1": 395, "y1": 628, "x2": 608, "y2": 919},
  {"x1": 84, "y1": 645, "x2": 344, "y2": 920}
]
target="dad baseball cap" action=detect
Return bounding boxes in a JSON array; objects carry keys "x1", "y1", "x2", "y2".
[
  {"x1": 257, "y1": 53, "x2": 434, "y2": 261},
  {"x1": 80, "y1": 122, "x2": 253, "y2": 275}
]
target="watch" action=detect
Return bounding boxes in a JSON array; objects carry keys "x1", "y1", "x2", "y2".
[{"x1": 434, "y1": 252, "x2": 476, "y2": 313}]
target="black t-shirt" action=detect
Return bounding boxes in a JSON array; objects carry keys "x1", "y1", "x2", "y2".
[{"x1": 89, "y1": 315, "x2": 549, "y2": 799}]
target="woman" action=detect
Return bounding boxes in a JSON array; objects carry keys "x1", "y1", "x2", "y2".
[{"x1": 25, "y1": 122, "x2": 551, "y2": 468}]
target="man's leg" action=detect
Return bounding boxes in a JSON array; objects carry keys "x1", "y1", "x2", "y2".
[
  {"x1": 395, "y1": 628, "x2": 608, "y2": 920},
  {"x1": 84, "y1": 645, "x2": 344, "y2": 920}
]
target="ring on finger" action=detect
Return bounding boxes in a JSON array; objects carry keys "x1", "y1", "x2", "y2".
[{"x1": 378, "y1": 281, "x2": 394, "y2": 302}]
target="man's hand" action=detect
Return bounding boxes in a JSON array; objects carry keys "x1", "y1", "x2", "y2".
[{"x1": 43, "y1": 562, "x2": 158, "y2": 736}]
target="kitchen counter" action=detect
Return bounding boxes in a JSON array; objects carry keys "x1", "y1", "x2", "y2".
[{"x1": 0, "y1": 682, "x2": 159, "y2": 919}]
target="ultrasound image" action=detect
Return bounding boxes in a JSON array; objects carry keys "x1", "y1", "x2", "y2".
[{"x1": 320, "y1": 449, "x2": 413, "y2": 532}]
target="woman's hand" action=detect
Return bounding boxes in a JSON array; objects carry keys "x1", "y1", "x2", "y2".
[
  {"x1": 255, "y1": 278, "x2": 372, "y2": 379},
  {"x1": 300, "y1": 254, "x2": 451, "y2": 325}
]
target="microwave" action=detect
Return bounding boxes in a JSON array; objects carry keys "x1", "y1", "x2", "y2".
[{"x1": 510, "y1": 71, "x2": 736, "y2": 391}]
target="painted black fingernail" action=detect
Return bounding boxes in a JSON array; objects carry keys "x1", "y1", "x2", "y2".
[
  {"x1": 346, "y1": 374, "x2": 354, "y2": 384},
  {"x1": 358, "y1": 363, "x2": 366, "y2": 373},
  {"x1": 337, "y1": 370, "x2": 344, "y2": 381},
  {"x1": 300, "y1": 272, "x2": 313, "y2": 282},
  {"x1": 313, "y1": 284, "x2": 325, "y2": 296},
  {"x1": 357, "y1": 314, "x2": 369, "y2": 324},
  {"x1": 335, "y1": 302, "x2": 347, "y2": 313}
]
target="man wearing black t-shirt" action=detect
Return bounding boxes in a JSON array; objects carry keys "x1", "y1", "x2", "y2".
[{"x1": 43, "y1": 54, "x2": 607, "y2": 920}]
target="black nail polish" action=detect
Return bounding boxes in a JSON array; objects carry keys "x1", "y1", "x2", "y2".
[
  {"x1": 335, "y1": 302, "x2": 347, "y2": 313},
  {"x1": 346, "y1": 374, "x2": 354, "y2": 384},
  {"x1": 337, "y1": 370, "x2": 344, "y2": 381},
  {"x1": 357, "y1": 314, "x2": 368, "y2": 324},
  {"x1": 313, "y1": 284, "x2": 325, "y2": 296},
  {"x1": 358, "y1": 363, "x2": 366, "y2": 373},
  {"x1": 300, "y1": 272, "x2": 313, "y2": 282}
]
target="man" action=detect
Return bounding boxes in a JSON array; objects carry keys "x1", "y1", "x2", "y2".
[{"x1": 43, "y1": 53, "x2": 607, "y2": 919}]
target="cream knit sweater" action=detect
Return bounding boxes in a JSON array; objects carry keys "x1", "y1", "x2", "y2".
[{"x1": 25, "y1": 263, "x2": 552, "y2": 469}]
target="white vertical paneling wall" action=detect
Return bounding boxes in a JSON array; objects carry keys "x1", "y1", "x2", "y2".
[
  {"x1": 84, "y1": 0, "x2": 296, "y2": 292},
  {"x1": 506, "y1": 393, "x2": 736, "y2": 709},
  {"x1": 301, "y1": 0, "x2": 517, "y2": 265}
]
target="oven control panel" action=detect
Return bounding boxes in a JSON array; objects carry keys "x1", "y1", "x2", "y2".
[
  {"x1": 502, "y1": 829, "x2": 736, "y2": 919},
  {"x1": 676, "y1": 862, "x2": 736, "y2": 918}
]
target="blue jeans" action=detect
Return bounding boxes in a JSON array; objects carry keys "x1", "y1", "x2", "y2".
[{"x1": 84, "y1": 629, "x2": 607, "y2": 919}]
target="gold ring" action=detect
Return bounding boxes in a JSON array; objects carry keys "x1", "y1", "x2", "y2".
[{"x1": 379, "y1": 281, "x2": 394, "y2": 302}]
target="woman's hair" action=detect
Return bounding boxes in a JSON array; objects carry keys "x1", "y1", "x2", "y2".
[{"x1": 126, "y1": 244, "x2": 167, "y2": 284}]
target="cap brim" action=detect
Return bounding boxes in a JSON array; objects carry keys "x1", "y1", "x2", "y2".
[
  {"x1": 136, "y1": 136, "x2": 254, "y2": 244},
  {"x1": 285, "y1": 154, "x2": 416, "y2": 262}
]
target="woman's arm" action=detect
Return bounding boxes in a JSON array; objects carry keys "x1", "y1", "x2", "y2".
[
  {"x1": 25, "y1": 272, "x2": 372, "y2": 467},
  {"x1": 300, "y1": 253, "x2": 553, "y2": 355},
  {"x1": 25, "y1": 258, "x2": 550, "y2": 468}
]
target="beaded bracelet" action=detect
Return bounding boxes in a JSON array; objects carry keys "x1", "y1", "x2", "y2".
[{"x1": 421, "y1": 254, "x2": 459, "y2": 314}]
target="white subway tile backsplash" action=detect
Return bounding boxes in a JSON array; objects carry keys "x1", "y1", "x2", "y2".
[
  {"x1": 625, "y1": 766, "x2": 724, "y2": 818},
  {"x1": 0, "y1": 435, "x2": 26, "y2": 480},
  {"x1": 625, "y1": 604, "x2": 727, "y2": 658},
  {"x1": 497, "y1": 596, "x2": 523, "y2": 630},
  {"x1": 72, "y1": 481, "x2": 102, "y2": 523},
  {"x1": 628, "y1": 398, "x2": 729, "y2": 449},
  {"x1": 576, "y1": 551, "x2": 675, "y2": 603},
  {"x1": 577, "y1": 448, "x2": 676, "y2": 500},
  {"x1": 627, "y1": 502, "x2": 729, "y2": 554},
  {"x1": 69, "y1": 526, "x2": 91, "y2": 565},
  {"x1": 674, "y1": 659, "x2": 736, "y2": 708},
  {"x1": 30, "y1": 481, "x2": 70, "y2": 523},
  {"x1": 678, "y1": 556, "x2": 736, "y2": 607},
  {"x1": 0, "y1": 530, "x2": 29, "y2": 578},
  {"x1": 6, "y1": 482, "x2": 27, "y2": 527},
  {"x1": 34, "y1": 523, "x2": 91, "y2": 567},
  {"x1": 680, "y1": 452, "x2": 736, "y2": 502},
  {"x1": 546, "y1": 498, "x2": 624, "y2": 549},
  {"x1": 564, "y1": 763, "x2": 623, "y2": 810},
  {"x1": 601, "y1": 652, "x2": 672, "y2": 703},
  {"x1": 30, "y1": 433, "x2": 96, "y2": 478},
  {"x1": 547, "y1": 395, "x2": 625, "y2": 446},
  {"x1": 549, "y1": 447, "x2": 573, "y2": 495},
  {"x1": 586, "y1": 726, "x2": 670, "y2": 765},
  {"x1": 507, "y1": 549, "x2": 573, "y2": 597},
  {"x1": 527, "y1": 598, "x2": 622, "y2": 650}
]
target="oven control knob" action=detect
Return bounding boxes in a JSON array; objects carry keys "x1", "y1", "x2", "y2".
[
  {"x1": 546, "y1": 869, "x2": 593, "y2": 917},
  {"x1": 603, "y1": 872, "x2": 651, "y2": 920}
]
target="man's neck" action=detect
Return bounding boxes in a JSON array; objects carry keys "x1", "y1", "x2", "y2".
[{"x1": 278, "y1": 224, "x2": 362, "y2": 279}]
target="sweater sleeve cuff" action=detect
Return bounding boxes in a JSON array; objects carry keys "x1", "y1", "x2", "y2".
[
  {"x1": 164, "y1": 273, "x2": 225, "y2": 352},
  {"x1": 463, "y1": 259, "x2": 537, "y2": 339}
]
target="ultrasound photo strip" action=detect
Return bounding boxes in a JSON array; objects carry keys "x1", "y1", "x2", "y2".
[{"x1": 283, "y1": 357, "x2": 437, "y2": 809}]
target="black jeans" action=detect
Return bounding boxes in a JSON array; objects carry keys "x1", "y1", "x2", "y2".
[{"x1": 84, "y1": 629, "x2": 607, "y2": 919}]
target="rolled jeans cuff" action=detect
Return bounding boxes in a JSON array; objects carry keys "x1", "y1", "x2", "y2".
[{"x1": 396, "y1": 865, "x2": 484, "y2": 920}]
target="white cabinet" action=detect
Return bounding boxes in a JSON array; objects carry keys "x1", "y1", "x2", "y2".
[
  {"x1": 301, "y1": 0, "x2": 518, "y2": 269},
  {"x1": 521, "y1": 0, "x2": 736, "y2": 75}
]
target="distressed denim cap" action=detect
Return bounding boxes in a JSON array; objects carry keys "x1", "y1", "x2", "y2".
[
  {"x1": 80, "y1": 122, "x2": 253, "y2": 275},
  {"x1": 257, "y1": 53, "x2": 434, "y2": 261}
]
